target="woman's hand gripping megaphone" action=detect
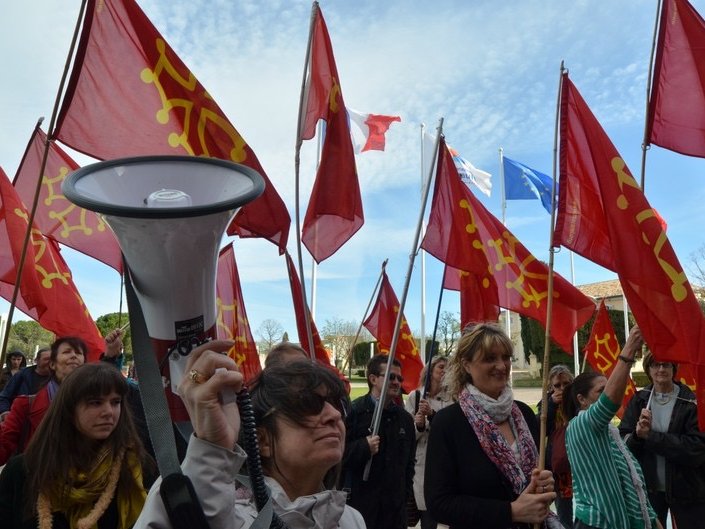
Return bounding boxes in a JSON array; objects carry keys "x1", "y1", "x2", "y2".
[{"x1": 177, "y1": 340, "x2": 243, "y2": 450}]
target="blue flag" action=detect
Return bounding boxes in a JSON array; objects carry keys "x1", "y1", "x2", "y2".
[{"x1": 502, "y1": 156, "x2": 554, "y2": 214}]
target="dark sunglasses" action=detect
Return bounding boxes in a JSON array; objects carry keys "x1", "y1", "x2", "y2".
[
  {"x1": 296, "y1": 391, "x2": 348, "y2": 418},
  {"x1": 650, "y1": 362, "x2": 673, "y2": 370},
  {"x1": 376, "y1": 372, "x2": 404, "y2": 383}
]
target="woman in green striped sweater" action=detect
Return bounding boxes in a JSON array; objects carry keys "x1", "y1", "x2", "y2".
[{"x1": 563, "y1": 326, "x2": 661, "y2": 529}]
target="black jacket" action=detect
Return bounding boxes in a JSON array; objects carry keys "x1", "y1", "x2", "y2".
[
  {"x1": 342, "y1": 393, "x2": 415, "y2": 529},
  {"x1": 0, "y1": 454, "x2": 124, "y2": 529},
  {"x1": 425, "y1": 400, "x2": 539, "y2": 529},
  {"x1": 620, "y1": 383, "x2": 705, "y2": 505}
]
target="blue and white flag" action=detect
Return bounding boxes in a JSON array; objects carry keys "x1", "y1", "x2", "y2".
[
  {"x1": 424, "y1": 132, "x2": 491, "y2": 196},
  {"x1": 502, "y1": 156, "x2": 553, "y2": 213},
  {"x1": 448, "y1": 145, "x2": 492, "y2": 196}
]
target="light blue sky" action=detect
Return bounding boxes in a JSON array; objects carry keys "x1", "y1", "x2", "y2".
[{"x1": 2, "y1": 0, "x2": 705, "y2": 344}]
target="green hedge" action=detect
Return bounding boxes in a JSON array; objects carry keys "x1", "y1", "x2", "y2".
[{"x1": 520, "y1": 308, "x2": 635, "y2": 374}]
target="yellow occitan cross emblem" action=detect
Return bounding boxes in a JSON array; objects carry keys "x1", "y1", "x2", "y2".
[
  {"x1": 13, "y1": 208, "x2": 70, "y2": 289},
  {"x1": 590, "y1": 332, "x2": 619, "y2": 372},
  {"x1": 393, "y1": 305, "x2": 419, "y2": 359},
  {"x1": 328, "y1": 78, "x2": 341, "y2": 113},
  {"x1": 42, "y1": 165, "x2": 108, "y2": 238},
  {"x1": 216, "y1": 296, "x2": 247, "y2": 366},
  {"x1": 459, "y1": 199, "x2": 553, "y2": 309},
  {"x1": 141, "y1": 39, "x2": 248, "y2": 163},
  {"x1": 611, "y1": 157, "x2": 688, "y2": 302}
]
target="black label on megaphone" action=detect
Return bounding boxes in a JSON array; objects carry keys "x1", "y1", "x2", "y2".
[{"x1": 175, "y1": 316, "x2": 204, "y2": 340}]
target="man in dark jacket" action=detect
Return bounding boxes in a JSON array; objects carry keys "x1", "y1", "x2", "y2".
[
  {"x1": 342, "y1": 355, "x2": 415, "y2": 529},
  {"x1": 620, "y1": 353, "x2": 705, "y2": 529},
  {"x1": 0, "y1": 348, "x2": 51, "y2": 416},
  {"x1": 0, "y1": 351, "x2": 26, "y2": 391}
]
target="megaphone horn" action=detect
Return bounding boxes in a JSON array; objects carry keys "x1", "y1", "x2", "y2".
[{"x1": 63, "y1": 155, "x2": 264, "y2": 421}]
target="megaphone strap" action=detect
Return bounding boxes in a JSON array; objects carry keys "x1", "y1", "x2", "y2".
[
  {"x1": 124, "y1": 260, "x2": 211, "y2": 529},
  {"x1": 234, "y1": 475, "x2": 276, "y2": 529}
]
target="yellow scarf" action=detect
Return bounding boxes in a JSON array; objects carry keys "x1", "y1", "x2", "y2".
[{"x1": 37, "y1": 447, "x2": 146, "y2": 529}]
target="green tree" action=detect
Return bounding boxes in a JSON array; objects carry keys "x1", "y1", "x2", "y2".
[
  {"x1": 95, "y1": 312, "x2": 133, "y2": 358},
  {"x1": 519, "y1": 307, "x2": 635, "y2": 373},
  {"x1": 352, "y1": 341, "x2": 375, "y2": 373},
  {"x1": 7, "y1": 320, "x2": 54, "y2": 361},
  {"x1": 424, "y1": 338, "x2": 440, "y2": 362}
]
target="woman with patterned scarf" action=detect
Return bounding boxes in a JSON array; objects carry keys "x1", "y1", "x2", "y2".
[
  {"x1": 425, "y1": 323, "x2": 561, "y2": 529},
  {"x1": 0, "y1": 362, "x2": 152, "y2": 529}
]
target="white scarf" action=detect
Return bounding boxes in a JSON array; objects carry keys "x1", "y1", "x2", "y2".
[{"x1": 466, "y1": 383, "x2": 514, "y2": 423}]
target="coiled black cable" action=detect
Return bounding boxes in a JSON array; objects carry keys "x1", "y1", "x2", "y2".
[{"x1": 236, "y1": 388, "x2": 287, "y2": 529}]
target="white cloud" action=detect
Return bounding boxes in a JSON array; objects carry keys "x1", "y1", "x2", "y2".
[{"x1": 3, "y1": 0, "x2": 702, "y2": 342}]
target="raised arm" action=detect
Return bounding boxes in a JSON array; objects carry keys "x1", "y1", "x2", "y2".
[{"x1": 604, "y1": 325, "x2": 642, "y2": 406}]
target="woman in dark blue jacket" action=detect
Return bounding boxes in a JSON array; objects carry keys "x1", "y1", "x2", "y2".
[{"x1": 620, "y1": 352, "x2": 705, "y2": 529}]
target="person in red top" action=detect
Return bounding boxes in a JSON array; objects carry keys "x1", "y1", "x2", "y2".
[{"x1": 0, "y1": 331, "x2": 123, "y2": 464}]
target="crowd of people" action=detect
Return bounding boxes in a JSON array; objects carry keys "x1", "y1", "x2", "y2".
[{"x1": 0, "y1": 321, "x2": 702, "y2": 529}]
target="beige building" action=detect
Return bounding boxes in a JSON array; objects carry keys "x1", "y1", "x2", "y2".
[{"x1": 577, "y1": 278, "x2": 624, "y2": 311}]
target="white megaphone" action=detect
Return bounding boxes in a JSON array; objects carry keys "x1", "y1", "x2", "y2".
[{"x1": 63, "y1": 155, "x2": 264, "y2": 421}]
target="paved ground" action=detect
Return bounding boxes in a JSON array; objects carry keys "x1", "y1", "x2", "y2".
[{"x1": 512, "y1": 386, "x2": 544, "y2": 407}]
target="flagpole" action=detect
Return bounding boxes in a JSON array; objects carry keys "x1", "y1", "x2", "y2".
[
  {"x1": 346, "y1": 259, "x2": 388, "y2": 378},
  {"x1": 499, "y1": 146, "x2": 507, "y2": 225},
  {"x1": 570, "y1": 251, "x2": 580, "y2": 375},
  {"x1": 420, "y1": 123, "x2": 427, "y2": 363},
  {"x1": 294, "y1": 1, "x2": 320, "y2": 360},
  {"x1": 640, "y1": 0, "x2": 664, "y2": 191},
  {"x1": 498, "y1": 147, "x2": 512, "y2": 375},
  {"x1": 0, "y1": 0, "x2": 88, "y2": 363},
  {"x1": 424, "y1": 268, "x2": 447, "y2": 399},
  {"x1": 310, "y1": 121, "x2": 324, "y2": 321},
  {"x1": 363, "y1": 117, "x2": 443, "y2": 481},
  {"x1": 622, "y1": 289, "x2": 630, "y2": 343},
  {"x1": 537, "y1": 62, "x2": 566, "y2": 490}
]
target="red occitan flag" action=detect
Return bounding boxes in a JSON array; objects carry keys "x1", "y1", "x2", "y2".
[
  {"x1": 0, "y1": 168, "x2": 104, "y2": 360},
  {"x1": 422, "y1": 138, "x2": 595, "y2": 352},
  {"x1": 285, "y1": 253, "x2": 350, "y2": 392},
  {"x1": 299, "y1": 3, "x2": 362, "y2": 263},
  {"x1": 362, "y1": 271, "x2": 424, "y2": 394},
  {"x1": 13, "y1": 126, "x2": 122, "y2": 273},
  {"x1": 673, "y1": 363, "x2": 705, "y2": 431},
  {"x1": 54, "y1": 0, "x2": 290, "y2": 253},
  {"x1": 216, "y1": 244, "x2": 261, "y2": 384},
  {"x1": 443, "y1": 265, "x2": 500, "y2": 328},
  {"x1": 647, "y1": 0, "x2": 705, "y2": 157},
  {"x1": 554, "y1": 73, "x2": 705, "y2": 370},
  {"x1": 583, "y1": 301, "x2": 636, "y2": 418}
]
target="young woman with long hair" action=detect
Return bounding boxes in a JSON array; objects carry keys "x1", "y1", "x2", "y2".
[{"x1": 0, "y1": 362, "x2": 151, "y2": 529}]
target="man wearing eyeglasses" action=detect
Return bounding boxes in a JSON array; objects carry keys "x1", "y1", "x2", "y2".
[{"x1": 342, "y1": 354, "x2": 416, "y2": 529}]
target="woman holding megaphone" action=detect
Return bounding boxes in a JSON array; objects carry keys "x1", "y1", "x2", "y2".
[{"x1": 135, "y1": 340, "x2": 366, "y2": 529}]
